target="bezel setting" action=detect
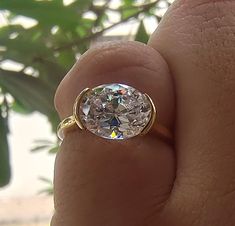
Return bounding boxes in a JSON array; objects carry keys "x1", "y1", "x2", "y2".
[{"x1": 72, "y1": 83, "x2": 157, "y2": 140}]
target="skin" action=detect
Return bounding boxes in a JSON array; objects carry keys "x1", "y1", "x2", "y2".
[{"x1": 52, "y1": 0, "x2": 235, "y2": 225}]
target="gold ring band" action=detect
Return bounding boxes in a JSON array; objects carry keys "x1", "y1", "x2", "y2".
[{"x1": 57, "y1": 116, "x2": 173, "y2": 143}]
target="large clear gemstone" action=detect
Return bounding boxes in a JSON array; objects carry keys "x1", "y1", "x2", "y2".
[{"x1": 78, "y1": 83, "x2": 152, "y2": 140}]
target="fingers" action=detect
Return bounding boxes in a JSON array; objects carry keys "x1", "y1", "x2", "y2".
[
  {"x1": 52, "y1": 41, "x2": 175, "y2": 226},
  {"x1": 148, "y1": 0, "x2": 235, "y2": 224}
]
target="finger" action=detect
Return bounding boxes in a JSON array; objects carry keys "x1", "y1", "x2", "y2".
[
  {"x1": 148, "y1": 0, "x2": 235, "y2": 224},
  {"x1": 55, "y1": 41, "x2": 174, "y2": 128},
  {"x1": 52, "y1": 41, "x2": 175, "y2": 226}
]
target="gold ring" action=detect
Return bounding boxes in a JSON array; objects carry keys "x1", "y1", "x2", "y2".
[{"x1": 57, "y1": 83, "x2": 173, "y2": 143}]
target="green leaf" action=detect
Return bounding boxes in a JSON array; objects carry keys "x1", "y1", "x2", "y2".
[
  {"x1": 33, "y1": 139, "x2": 54, "y2": 145},
  {"x1": 0, "y1": 25, "x2": 55, "y2": 67},
  {"x1": 31, "y1": 140, "x2": 58, "y2": 154},
  {"x1": 11, "y1": 98, "x2": 34, "y2": 114},
  {"x1": 38, "y1": 176, "x2": 53, "y2": 195},
  {"x1": 48, "y1": 112, "x2": 61, "y2": 133},
  {"x1": 48, "y1": 146, "x2": 59, "y2": 154},
  {"x1": 0, "y1": 69, "x2": 55, "y2": 116},
  {"x1": 121, "y1": 7, "x2": 139, "y2": 19},
  {"x1": 31, "y1": 145, "x2": 51, "y2": 152},
  {"x1": 122, "y1": 0, "x2": 136, "y2": 6},
  {"x1": 0, "y1": 0, "x2": 80, "y2": 29},
  {"x1": 0, "y1": 107, "x2": 11, "y2": 187},
  {"x1": 0, "y1": 69, "x2": 61, "y2": 131},
  {"x1": 38, "y1": 187, "x2": 53, "y2": 195},
  {"x1": 35, "y1": 59, "x2": 66, "y2": 87},
  {"x1": 39, "y1": 176, "x2": 52, "y2": 184},
  {"x1": 68, "y1": 0, "x2": 93, "y2": 11},
  {"x1": 135, "y1": 20, "x2": 149, "y2": 44},
  {"x1": 56, "y1": 51, "x2": 76, "y2": 70}
]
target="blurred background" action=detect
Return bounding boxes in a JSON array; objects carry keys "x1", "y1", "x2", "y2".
[{"x1": 0, "y1": 0, "x2": 172, "y2": 225}]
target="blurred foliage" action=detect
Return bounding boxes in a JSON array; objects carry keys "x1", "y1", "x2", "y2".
[
  {"x1": 0, "y1": 0, "x2": 172, "y2": 187},
  {"x1": 38, "y1": 176, "x2": 53, "y2": 195}
]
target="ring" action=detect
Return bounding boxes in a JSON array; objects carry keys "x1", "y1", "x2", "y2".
[{"x1": 57, "y1": 83, "x2": 173, "y2": 143}]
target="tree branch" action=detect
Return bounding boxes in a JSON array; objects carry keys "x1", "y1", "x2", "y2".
[
  {"x1": 54, "y1": 0, "x2": 160, "y2": 52},
  {"x1": 108, "y1": 0, "x2": 160, "y2": 12}
]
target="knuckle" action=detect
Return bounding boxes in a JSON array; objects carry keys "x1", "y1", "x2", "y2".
[{"x1": 168, "y1": 0, "x2": 235, "y2": 79}]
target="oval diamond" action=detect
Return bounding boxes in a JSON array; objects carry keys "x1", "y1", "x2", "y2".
[{"x1": 78, "y1": 83, "x2": 153, "y2": 140}]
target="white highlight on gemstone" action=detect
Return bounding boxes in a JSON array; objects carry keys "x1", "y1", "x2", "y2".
[{"x1": 78, "y1": 83, "x2": 152, "y2": 140}]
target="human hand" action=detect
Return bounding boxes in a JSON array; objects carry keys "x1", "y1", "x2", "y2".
[{"x1": 52, "y1": 0, "x2": 235, "y2": 225}]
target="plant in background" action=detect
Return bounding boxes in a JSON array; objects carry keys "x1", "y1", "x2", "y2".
[{"x1": 0, "y1": 0, "x2": 172, "y2": 187}]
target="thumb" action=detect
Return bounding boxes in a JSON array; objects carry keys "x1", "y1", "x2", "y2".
[
  {"x1": 52, "y1": 41, "x2": 175, "y2": 226},
  {"x1": 148, "y1": 0, "x2": 235, "y2": 224}
]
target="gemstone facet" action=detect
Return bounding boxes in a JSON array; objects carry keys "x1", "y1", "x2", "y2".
[{"x1": 77, "y1": 83, "x2": 153, "y2": 140}]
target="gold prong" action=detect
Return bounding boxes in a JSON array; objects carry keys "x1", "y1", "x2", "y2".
[
  {"x1": 73, "y1": 88, "x2": 91, "y2": 130},
  {"x1": 140, "y1": 94, "x2": 157, "y2": 135},
  {"x1": 57, "y1": 115, "x2": 77, "y2": 140}
]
